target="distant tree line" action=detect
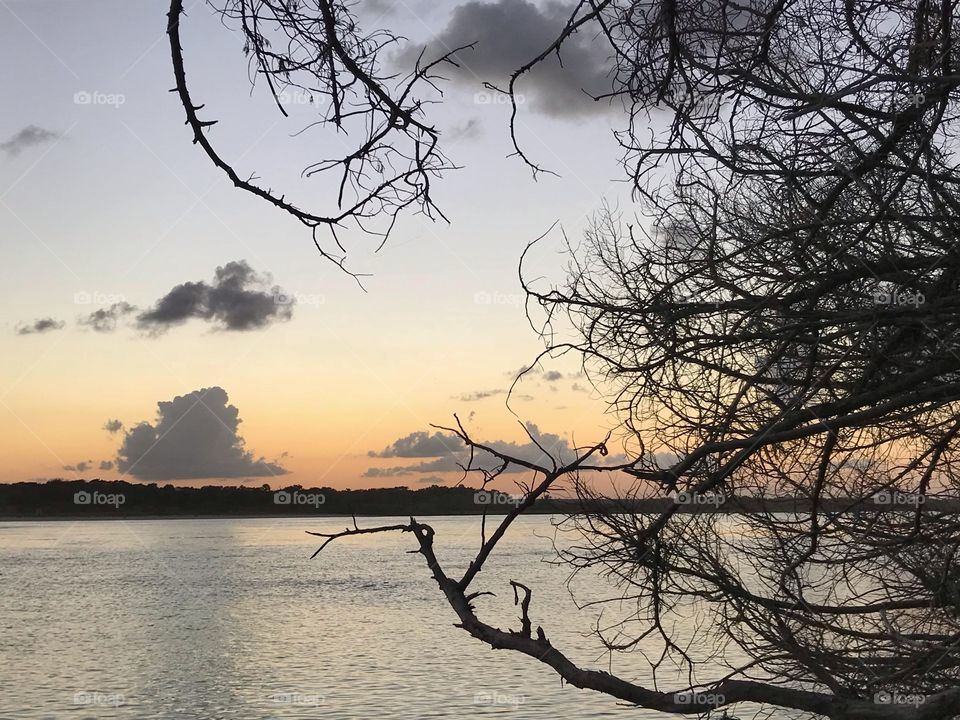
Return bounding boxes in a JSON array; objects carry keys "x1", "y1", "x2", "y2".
[
  {"x1": 5, "y1": 480, "x2": 960, "y2": 518},
  {"x1": 0, "y1": 480, "x2": 563, "y2": 517}
]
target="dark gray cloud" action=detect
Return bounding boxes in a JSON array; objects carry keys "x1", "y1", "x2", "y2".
[
  {"x1": 103, "y1": 419, "x2": 123, "y2": 434},
  {"x1": 137, "y1": 260, "x2": 294, "y2": 334},
  {"x1": 417, "y1": 475, "x2": 445, "y2": 485},
  {"x1": 398, "y1": 0, "x2": 613, "y2": 117},
  {"x1": 364, "y1": 456, "x2": 465, "y2": 477},
  {"x1": 370, "y1": 430, "x2": 465, "y2": 458},
  {"x1": 364, "y1": 423, "x2": 580, "y2": 477},
  {"x1": 79, "y1": 302, "x2": 137, "y2": 333},
  {"x1": 62, "y1": 458, "x2": 115, "y2": 473},
  {"x1": 115, "y1": 386, "x2": 288, "y2": 480},
  {"x1": 542, "y1": 370, "x2": 564, "y2": 382},
  {"x1": 16, "y1": 317, "x2": 65, "y2": 335},
  {"x1": 1, "y1": 125, "x2": 60, "y2": 157}
]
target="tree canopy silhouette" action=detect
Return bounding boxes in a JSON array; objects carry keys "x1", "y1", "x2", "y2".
[{"x1": 169, "y1": 0, "x2": 960, "y2": 716}]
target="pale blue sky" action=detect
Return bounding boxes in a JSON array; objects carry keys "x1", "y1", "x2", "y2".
[{"x1": 0, "y1": 0, "x2": 636, "y2": 485}]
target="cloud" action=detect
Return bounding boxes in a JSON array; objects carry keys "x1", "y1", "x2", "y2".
[
  {"x1": 115, "y1": 386, "x2": 288, "y2": 480},
  {"x1": 16, "y1": 317, "x2": 65, "y2": 335},
  {"x1": 398, "y1": 0, "x2": 613, "y2": 117},
  {"x1": 542, "y1": 370, "x2": 564, "y2": 382},
  {"x1": 453, "y1": 389, "x2": 505, "y2": 402},
  {"x1": 137, "y1": 260, "x2": 294, "y2": 334},
  {"x1": 64, "y1": 457, "x2": 114, "y2": 474},
  {"x1": 360, "y1": 0, "x2": 439, "y2": 19},
  {"x1": 364, "y1": 423, "x2": 583, "y2": 477},
  {"x1": 1, "y1": 125, "x2": 60, "y2": 157},
  {"x1": 79, "y1": 302, "x2": 137, "y2": 333},
  {"x1": 505, "y1": 365, "x2": 541, "y2": 377},
  {"x1": 417, "y1": 475, "x2": 445, "y2": 485},
  {"x1": 363, "y1": 0, "x2": 399, "y2": 15},
  {"x1": 364, "y1": 456, "x2": 468, "y2": 477},
  {"x1": 370, "y1": 430, "x2": 465, "y2": 458},
  {"x1": 448, "y1": 118, "x2": 482, "y2": 141},
  {"x1": 103, "y1": 419, "x2": 124, "y2": 434}
]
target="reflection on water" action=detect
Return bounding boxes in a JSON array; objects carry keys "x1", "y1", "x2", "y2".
[{"x1": 0, "y1": 516, "x2": 722, "y2": 719}]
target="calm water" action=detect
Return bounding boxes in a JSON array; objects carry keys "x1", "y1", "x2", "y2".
[{"x1": 0, "y1": 516, "x2": 755, "y2": 719}]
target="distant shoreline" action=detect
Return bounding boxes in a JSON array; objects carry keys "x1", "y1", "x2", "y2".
[
  {"x1": 0, "y1": 514, "x2": 349, "y2": 522},
  {"x1": 0, "y1": 511, "x2": 556, "y2": 521},
  {"x1": 4, "y1": 479, "x2": 959, "y2": 519}
]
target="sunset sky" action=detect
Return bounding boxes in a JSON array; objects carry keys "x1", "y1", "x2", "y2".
[{"x1": 0, "y1": 0, "x2": 638, "y2": 488}]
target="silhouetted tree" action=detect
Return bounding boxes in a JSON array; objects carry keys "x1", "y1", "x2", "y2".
[
  {"x1": 166, "y1": 0, "x2": 467, "y2": 276},
  {"x1": 170, "y1": 0, "x2": 960, "y2": 716}
]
